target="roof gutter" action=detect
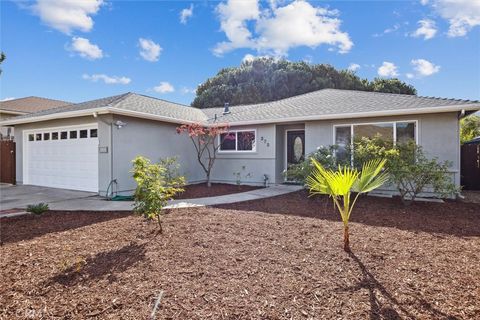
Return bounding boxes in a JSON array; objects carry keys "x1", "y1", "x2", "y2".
[
  {"x1": 0, "y1": 109, "x2": 29, "y2": 116},
  {"x1": 220, "y1": 103, "x2": 480, "y2": 126},
  {"x1": 1, "y1": 102, "x2": 478, "y2": 127}
]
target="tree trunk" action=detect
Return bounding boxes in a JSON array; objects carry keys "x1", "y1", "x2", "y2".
[
  {"x1": 156, "y1": 215, "x2": 163, "y2": 234},
  {"x1": 206, "y1": 172, "x2": 212, "y2": 187},
  {"x1": 343, "y1": 224, "x2": 350, "y2": 252}
]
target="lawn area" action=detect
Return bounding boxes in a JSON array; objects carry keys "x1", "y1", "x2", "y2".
[{"x1": 1, "y1": 191, "x2": 479, "y2": 319}]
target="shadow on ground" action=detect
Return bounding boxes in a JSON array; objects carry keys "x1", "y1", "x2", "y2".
[
  {"x1": 0, "y1": 211, "x2": 130, "y2": 244},
  {"x1": 215, "y1": 190, "x2": 480, "y2": 237},
  {"x1": 341, "y1": 251, "x2": 460, "y2": 320},
  {"x1": 44, "y1": 242, "x2": 147, "y2": 288}
]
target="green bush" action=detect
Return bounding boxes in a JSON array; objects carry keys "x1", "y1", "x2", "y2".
[
  {"x1": 27, "y1": 203, "x2": 49, "y2": 215},
  {"x1": 131, "y1": 156, "x2": 186, "y2": 232},
  {"x1": 353, "y1": 138, "x2": 457, "y2": 204},
  {"x1": 284, "y1": 145, "x2": 348, "y2": 183}
]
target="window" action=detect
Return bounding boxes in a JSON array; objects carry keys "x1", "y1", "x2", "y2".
[
  {"x1": 28, "y1": 134, "x2": 34, "y2": 141},
  {"x1": 52, "y1": 132, "x2": 59, "y2": 140},
  {"x1": 219, "y1": 130, "x2": 256, "y2": 152},
  {"x1": 90, "y1": 129, "x2": 98, "y2": 138},
  {"x1": 80, "y1": 129, "x2": 88, "y2": 138},
  {"x1": 36, "y1": 133, "x2": 42, "y2": 141},
  {"x1": 334, "y1": 121, "x2": 416, "y2": 157},
  {"x1": 396, "y1": 122, "x2": 416, "y2": 144},
  {"x1": 43, "y1": 133, "x2": 50, "y2": 141},
  {"x1": 70, "y1": 130, "x2": 77, "y2": 139},
  {"x1": 61, "y1": 131, "x2": 68, "y2": 140}
]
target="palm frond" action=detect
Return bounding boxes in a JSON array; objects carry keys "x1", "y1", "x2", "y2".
[{"x1": 353, "y1": 158, "x2": 389, "y2": 194}]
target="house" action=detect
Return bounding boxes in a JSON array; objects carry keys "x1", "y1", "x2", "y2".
[
  {"x1": 0, "y1": 89, "x2": 479, "y2": 195},
  {"x1": 0, "y1": 96, "x2": 70, "y2": 139}
]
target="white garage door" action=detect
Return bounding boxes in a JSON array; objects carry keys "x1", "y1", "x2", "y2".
[{"x1": 24, "y1": 124, "x2": 99, "y2": 192}]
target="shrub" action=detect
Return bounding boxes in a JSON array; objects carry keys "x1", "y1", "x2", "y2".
[
  {"x1": 131, "y1": 156, "x2": 185, "y2": 232},
  {"x1": 388, "y1": 142, "x2": 457, "y2": 205},
  {"x1": 354, "y1": 138, "x2": 457, "y2": 204},
  {"x1": 284, "y1": 145, "x2": 348, "y2": 183},
  {"x1": 27, "y1": 203, "x2": 49, "y2": 215}
]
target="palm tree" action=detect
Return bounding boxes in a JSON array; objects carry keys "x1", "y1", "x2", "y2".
[{"x1": 306, "y1": 158, "x2": 389, "y2": 252}]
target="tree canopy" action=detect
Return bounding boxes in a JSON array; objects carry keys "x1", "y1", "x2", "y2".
[
  {"x1": 0, "y1": 52, "x2": 5, "y2": 75},
  {"x1": 460, "y1": 115, "x2": 480, "y2": 144},
  {"x1": 192, "y1": 58, "x2": 417, "y2": 109}
]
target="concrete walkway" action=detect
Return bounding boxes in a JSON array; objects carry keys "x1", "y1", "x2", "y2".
[{"x1": 1, "y1": 184, "x2": 303, "y2": 215}]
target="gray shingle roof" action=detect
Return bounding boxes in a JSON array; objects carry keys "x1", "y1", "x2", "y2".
[
  {"x1": 2, "y1": 89, "x2": 479, "y2": 126},
  {"x1": 6, "y1": 93, "x2": 207, "y2": 123},
  {"x1": 202, "y1": 89, "x2": 479, "y2": 123}
]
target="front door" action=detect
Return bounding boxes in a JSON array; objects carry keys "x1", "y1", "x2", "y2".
[{"x1": 286, "y1": 130, "x2": 305, "y2": 168}]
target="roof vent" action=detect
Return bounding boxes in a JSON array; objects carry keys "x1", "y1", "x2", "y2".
[{"x1": 223, "y1": 102, "x2": 230, "y2": 115}]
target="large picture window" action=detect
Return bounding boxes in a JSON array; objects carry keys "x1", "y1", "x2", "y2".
[
  {"x1": 219, "y1": 130, "x2": 256, "y2": 152},
  {"x1": 334, "y1": 120, "x2": 417, "y2": 161}
]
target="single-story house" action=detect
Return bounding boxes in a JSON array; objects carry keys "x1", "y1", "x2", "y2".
[
  {"x1": 1, "y1": 89, "x2": 479, "y2": 196},
  {"x1": 0, "y1": 96, "x2": 71, "y2": 139}
]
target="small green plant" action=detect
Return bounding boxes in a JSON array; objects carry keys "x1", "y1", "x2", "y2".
[
  {"x1": 27, "y1": 203, "x2": 49, "y2": 215},
  {"x1": 284, "y1": 145, "x2": 348, "y2": 183},
  {"x1": 131, "y1": 156, "x2": 185, "y2": 232},
  {"x1": 233, "y1": 166, "x2": 252, "y2": 186},
  {"x1": 307, "y1": 159, "x2": 389, "y2": 252}
]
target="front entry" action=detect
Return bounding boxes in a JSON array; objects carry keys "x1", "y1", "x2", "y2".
[{"x1": 286, "y1": 130, "x2": 305, "y2": 169}]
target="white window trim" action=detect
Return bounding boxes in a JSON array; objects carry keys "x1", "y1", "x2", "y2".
[
  {"x1": 218, "y1": 129, "x2": 257, "y2": 153},
  {"x1": 333, "y1": 120, "x2": 418, "y2": 165},
  {"x1": 333, "y1": 120, "x2": 418, "y2": 147}
]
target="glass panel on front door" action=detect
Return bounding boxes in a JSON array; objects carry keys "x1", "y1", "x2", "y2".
[{"x1": 287, "y1": 131, "x2": 305, "y2": 166}]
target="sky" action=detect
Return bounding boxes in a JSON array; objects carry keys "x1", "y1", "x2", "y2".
[{"x1": 1, "y1": 0, "x2": 479, "y2": 106}]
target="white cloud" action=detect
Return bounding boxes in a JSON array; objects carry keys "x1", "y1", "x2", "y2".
[
  {"x1": 153, "y1": 82, "x2": 175, "y2": 93},
  {"x1": 82, "y1": 74, "x2": 131, "y2": 84},
  {"x1": 423, "y1": 0, "x2": 480, "y2": 37},
  {"x1": 181, "y1": 87, "x2": 196, "y2": 94},
  {"x1": 69, "y1": 37, "x2": 103, "y2": 60},
  {"x1": 347, "y1": 63, "x2": 360, "y2": 72},
  {"x1": 1, "y1": 97, "x2": 15, "y2": 101},
  {"x1": 180, "y1": 4, "x2": 194, "y2": 24},
  {"x1": 412, "y1": 19, "x2": 437, "y2": 39},
  {"x1": 32, "y1": 0, "x2": 103, "y2": 34},
  {"x1": 377, "y1": 61, "x2": 399, "y2": 77},
  {"x1": 242, "y1": 53, "x2": 256, "y2": 63},
  {"x1": 138, "y1": 38, "x2": 162, "y2": 62},
  {"x1": 411, "y1": 58, "x2": 440, "y2": 76},
  {"x1": 214, "y1": 0, "x2": 352, "y2": 57}
]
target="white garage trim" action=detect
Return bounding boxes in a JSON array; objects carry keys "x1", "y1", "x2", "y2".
[{"x1": 23, "y1": 123, "x2": 99, "y2": 192}]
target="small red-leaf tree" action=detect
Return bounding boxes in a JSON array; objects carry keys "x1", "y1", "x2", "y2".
[{"x1": 176, "y1": 123, "x2": 230, "y2": 187}]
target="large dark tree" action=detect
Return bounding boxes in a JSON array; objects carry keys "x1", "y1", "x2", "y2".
[
  {"x1": 192, "y1": 58, "x2": 417, "y2": 109},
  {"x1": 0, "y1": 52, "x2": 5, "y2": 75}
]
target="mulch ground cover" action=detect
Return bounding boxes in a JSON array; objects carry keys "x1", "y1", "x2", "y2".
[
  {"x1": 175, "y1": 183, "x2": 262, "y2": 199},
  {"x1": 1, "y1": 190, "x2": 479, "y2": 319}
]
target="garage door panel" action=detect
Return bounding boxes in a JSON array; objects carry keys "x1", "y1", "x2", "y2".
[{"x1": 25, "y1": 125, "x2": 99, "y2": 192}]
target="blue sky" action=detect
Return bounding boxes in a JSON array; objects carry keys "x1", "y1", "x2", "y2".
[{"x1": 1, "y1": 0, "x2": 479, "y2": 105}]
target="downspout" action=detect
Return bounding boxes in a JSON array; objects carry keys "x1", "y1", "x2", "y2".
[{"x1": 94, "y1": 112, "x2": 115, "y2": 196}]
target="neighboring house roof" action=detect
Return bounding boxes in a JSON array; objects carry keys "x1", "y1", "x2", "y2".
[
  {"x1": 0, "y1": 96, "x2": 71, "y2": 115},
  {"x1": 1, "y1": 89, "x2": 479, "y2": 126}
]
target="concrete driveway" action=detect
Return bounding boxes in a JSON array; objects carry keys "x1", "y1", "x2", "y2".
[{"x1": 0, "y1": 184, "x2": 98, "y2": 211}]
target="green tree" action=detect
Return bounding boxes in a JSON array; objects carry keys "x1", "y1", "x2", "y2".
[
  {"x1": 306, "y1": 158, "x2": 389, "y2": 252},
  {"x1": 192, "y1": 58, "x2": 417, "y2": 108},
  {"x1": 460, "y1": 115, "x2": 480, "y2": 144},
  {"x1": 0, "y1": 52, "x2": 5, "y2": 75},
  {"x1": 131, "y1": 156, "x2": 185, "y2": 232}
]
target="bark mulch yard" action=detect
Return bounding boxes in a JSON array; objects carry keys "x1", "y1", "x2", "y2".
[
  {"x1": 175, "y1": 183, "x2": 262, "y2": 200},
  {"x1": 1, "y1": 191, "x2": 479, "y2": 319}
]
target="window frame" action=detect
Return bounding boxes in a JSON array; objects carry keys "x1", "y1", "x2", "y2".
[
  {"x1": 218, "y1": 129, "x2": 257, "y2": 153},
  {"x1": 333, "y1": 120, "x2": 418, "y2": 163}
]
